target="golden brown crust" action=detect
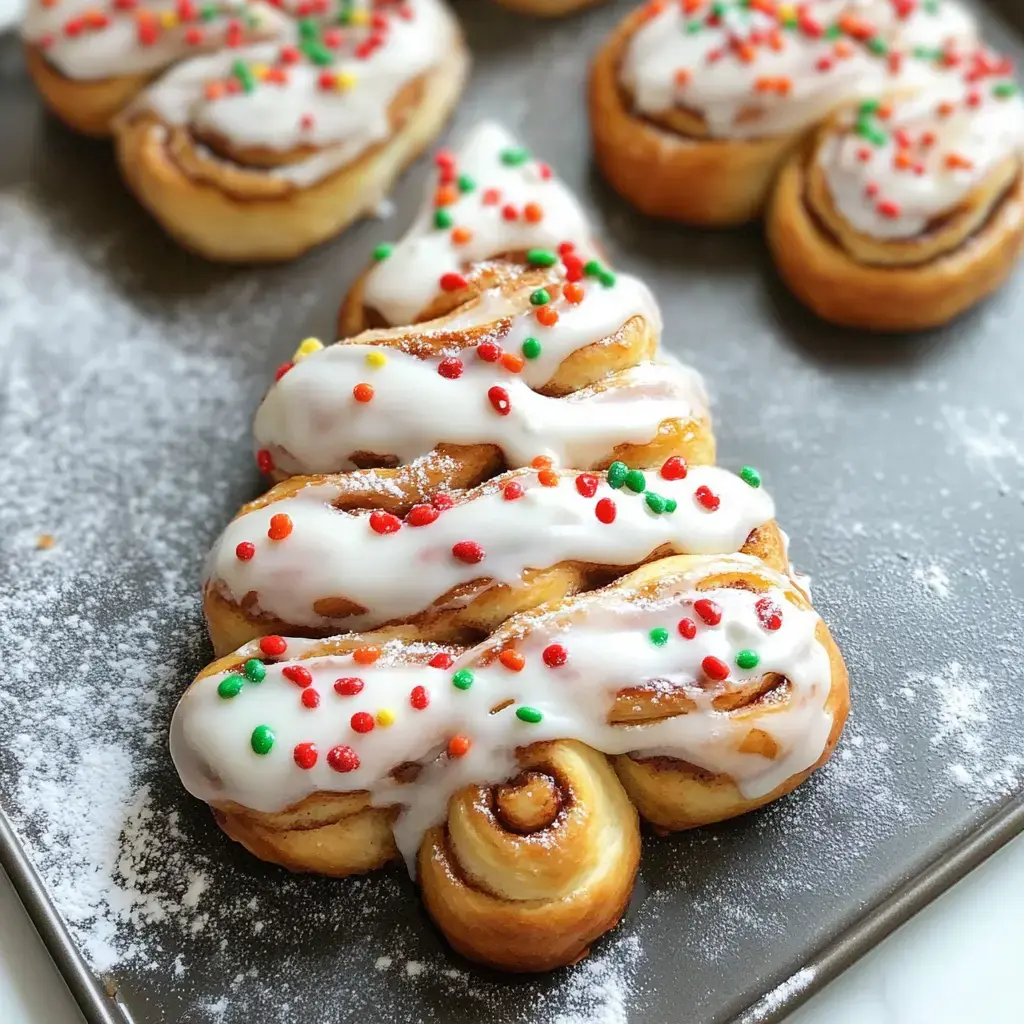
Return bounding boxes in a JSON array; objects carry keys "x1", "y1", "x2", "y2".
[
  {"x1": 589, "y1": 8, "x2": 800, "y2": 226},
  {"x1": 494, "y1": 0, "x2": 604, "y2": 15},
  {"x1": 111, "y1": 42, "x2": 469, "y2": 261},
  {"x1": 766, "y1": 130, "x2": 1024, "y2": 331},
  {"x1": 24, "y1": 44, "x2": 151, "y2": 137},
  {"x1": 418, "y1": 741, "x2": 641, "y2": 972}
]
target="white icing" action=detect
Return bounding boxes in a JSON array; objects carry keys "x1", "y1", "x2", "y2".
[
  {"x1": 253, "y1": 272, "x2": 704, "y2": 477},
  {"x1": 819, "y1": 71, "x2": 1024, "y2": 239},
  {"x1": 361, "y1": 122, "x2": 598, "y2": 325},
  {"x1": 619, "y1": 0, "x2": 978, "y2": 140},
  {"x1": 126, "y1": 0, "x2": 457, "y2": 187},
  {"x1": 170, "y1": 555, "x2": 835, "y2": 869},
  {"x1": 205, "y1": 465, "x2": 775, "y2": 630},
  {"x1": 22, "y1": 0, "x2": 289, "y2": 80}
]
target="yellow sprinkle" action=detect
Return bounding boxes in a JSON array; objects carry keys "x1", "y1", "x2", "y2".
[
  {"x1": 777, "y1": 2, "x2": 796, "y2": 19},
  {"x1": 292, "y1": 337, "x2": 323, "y2": 362},
  {"x1": 335, "y1": 71, "x2": 358, "y2": 91},
  {"x1": 251, "y1": 62, "x2": 269, "y2": 78},
  {"x1": 376, "y1": 709, "x2": 395, "y2": 727},
  {"x1": 159, "y1": 10, "x2": 177, "y2": 26},
  {"x1": 349, "y1": 9, "x2": 369, "y2": 25},
  {"x1": 365, "y1": 350, "x2": 387, "y2": 368}
]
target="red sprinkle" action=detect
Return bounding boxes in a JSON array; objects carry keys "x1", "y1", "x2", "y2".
[
  {"x1": 334, "y1": 677, "x2": 364, "y2": 696},
  {"x1": 293, "y1": 743, "x2": 318, "y2": 770},
  {"x1": 595, "y1": 497, "x2": 617, "y2": 524},
  {"x1": 260, "y1": 635, "x2": 287, "y2": 657},
  {"x1": 452, "y1": 540, "x2": 485, "y2": 564},
  {"x1": 256, "y1": 449, "x2": 274, "y2": 473},
  {"x1": 542, "y1": 643, "x2": 568, "y2": 668},
  {"x1": 677, "y1": 617, "x2": 697, "y2": 640},
  {"x1": 877, "y1": 199, "x2": 901, "y2": 219},
  {"x1": 694, "y1": 598, "x2": 722, "y2": 626},
  {"x1": 283, "y1": 665, "x2": 313, "y2": 688},
  {"x1": 351, "y1": 711, "x2": 375, "y2": 734},
  {"x1": 274, "y1": 362, "x2": 293, "y2": 382},
  {"x1": 476, "y1": 341, "x2": 502, "y2": 362},
  {"x1": 429, "y1": 652, "x2": 455, "y2": 669},
  {"x1": 327, "y1": 745, "x2": 360, "y2": 773},
  {"x1": 410, "y1": 685, "x2": 430, "y2": 710},
  {"x1": 756, "y1": 597, "x2": 783, "y2": 631},
  {"x1": 660, "y1": 456, "x2": 688, "y2": 481},
  {"x1": 438, "y1": 357, "x2": 464, "y2": 379},
  {"x1": 503, "y1": 480, "x2": 525, "y2": 501},
  {"x1": 694, "y1": 485, "x2": 720, "y2": 511},
  {"x1": 369, "y1": 510, "x2": 402, "y2": 535},
  {"x1": 575, "y1": 473, "x2": 599, "y2": 498},
  {"x1": 406, "y1": 504, "x2": 440, "y2": 527},
  {"x1": 235, "y1": 541, "x2": 255, "y2": 561},
  {"x1": 501, "y1": 204, "x2": 519, "y2": 221},
  {"x1": 482, "y1": 188, "x2": 501, "y2": 205},
  {"x1": 702, "y1": 656, "x2": 730, "y2": 681},
  {"x1": 488, "y1": 386, "x2": 511, "y2": 416},
  {"x1": 301, "y1": 688, "x2": 320, "y2": 709},
  {"x1": 440, "y1": 272, "x2": 468, "y2": 292},
  {"x1": 352, "y1": 382, "x2": 375, "y2": 403},
  {"x1": 268, "y1": 513, "x2": 293, "y2": 540}
]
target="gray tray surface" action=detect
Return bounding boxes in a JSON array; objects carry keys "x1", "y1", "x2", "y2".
[{"x1": 2, "y1": 2, "x2": 1023, "y2": 1022}]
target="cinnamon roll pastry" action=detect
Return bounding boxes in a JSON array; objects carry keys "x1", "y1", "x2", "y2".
[
  {"x1": 203, "y1": 461, "x2": 782, "y2": 655},
  {"x1": 170, "y1": 552, "x2": 847, "y2": 968},
  {"x1": 768, "y1": 54, "x2": 1024, "y2": 330},
  {"x1": 21, "y1": 0, "x2": 289, "y2": 136},
  {"x1": 256, "y1": 267, "x2": 715, "y2": 489},
  {"x1": 588, "y1": 0, "x2": 977, "y2": 226},
  {"x1": 112, "y1": 0, "x2": 468, "y2": 261},
  {"x1": 338, "y1": 121, "x2": 600, "y2": 334}
]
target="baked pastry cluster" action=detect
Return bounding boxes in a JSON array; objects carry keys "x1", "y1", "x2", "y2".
[
  {"x1": 170, "y1": 123, "x2": 850, "y2": 971},
  {"x1": 22, "y1": 0, "x2": 469, "y2": 260},
  {"x1": 591, "y1": 0, "x2": 1024, "y2": 330}
]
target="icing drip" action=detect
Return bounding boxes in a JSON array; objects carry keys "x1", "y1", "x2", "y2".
[
  {"x1": 362, "y1": 121, "x2": 598, "y2": 325},
  {"x1": 171, "y1": 555, "x2": 835, "y2": 868},
  {"x1": 22, "y1": 0, "x2": 289, "y2": 80},
  {"x1": 819, "y1": 61, "x2": 1024, "y2": 239},
  {"x1": 620, "y1": 0, "x2": 978, "y2": 140},
  {"x1": 253, "y1": 271, "x2": 705, "y2": 477},
  {"x1": 205, "y1": 464, "x2": 775, "y2": 630},
  {"x1": 126, "y1": 0, "x2": 458, "y2": 187}
]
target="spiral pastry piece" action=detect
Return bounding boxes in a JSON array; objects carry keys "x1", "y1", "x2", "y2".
[
  {"x1": 769, "y1": 50, "x2": 1024, "y2": 329},
  {"x1": 109, "y1": 0, "x2": 466, "y2": 260},
  {"x1": 589, "y1": 0, "x2": 978, "y2": 225},
  {"x1": 338, "y1": 121, "x2": 600, "y2": 333},
  {"x1": 203, "y1": 462, "x2": 782, "y2": 654},
  {"x1": 418, "y1": 740, "x2": 640, "y2": 972},
  {"x1": 255, "y1": 265, "x2": 714, "y2": 489}
]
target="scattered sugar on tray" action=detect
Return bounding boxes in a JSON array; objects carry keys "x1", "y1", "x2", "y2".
[
  {"x1": 913, "y1": 563, "x2": 951, "y2": 600},
  {"x1": 740, "y1": 966, "x2": 817, "y2": 1020}
]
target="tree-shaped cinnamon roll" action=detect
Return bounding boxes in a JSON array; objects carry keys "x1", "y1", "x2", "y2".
[{"x1": 768, "y1": 51, "x2": 1024, "y2": 329}]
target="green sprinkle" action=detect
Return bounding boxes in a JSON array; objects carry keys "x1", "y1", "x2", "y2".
[
  {"x1": 200, "y1": 3, "x2": 218, "y2": 20},
  {"x1": 527, "y1": 248, "x2": 558, "y2": 268},
  {"x1": 218, "y1": 675, "x2": 245, "y2": 700},
  {"x1": 739, "y1": 465, "x2": 762, "y2": 488},
  {"x1": 994, "y1": 82, "x2": 1018, "y2": 99},
  {"x1": 301, "y1": 40, "x2": 333, "y2": 66},
  {"x1": 607, "y1": 461, "x2": 629, "y2": 489},
  {"x1": 866, "y1": 36, "x2": 888, "y2": 55},
  {"x1": 373, "y1": 243, "x2": 394, "y2": 262},
  {"x1": 243, "y1": 659, "x2": 266, "y2": 683},
  {"x1": 434, "y1": 209, "x2": 453, "y2": 230},
  {"x1": 521, "y1": 337, "x2": 542, "y2": 360},
  {"x1": 583, "y1": 259, "x2": 603, "y2": 277},
  {"x1": 598, "y1": 270, "x2": 617, "y2": 288},
  {"x1": 500, "y1": 147, "x2": 530, "y2": 167},
  {"x1": 530, "y1": 288, "x2": 551, "y2": 306},
  {"x1": 624, "y1": 469, "x2": 646, "y2": 494},
  {"x1": 736, "y1": 650, "x2": 760, "y2": 671},
  {"x1": 645, "y1": 491, "x2": 667, "y2": 514},
  {"x1": 823, "y1": 23, "x2": 841, "y2": 39},
  {"x1": 232, "y1": 60, "x2": 255, "y2": 94},
  {"x1": 858, "y1": 99, "x2": 880, "y2": 115},
  {"x1": 250, "y1": 725, "x2": 275, "y2": 755},
  {"x1": 452, "y1": 669, "x2": 474, "y2": 690},
  {"x1": 922, "y1": 0, "x2": 939, "y2": 12},
  {"x1": 856, "y1": 117, "x2": 888, "y2": 147},
  {"x1": 710, "y1": 1, "x2": 726, "y2": 15},
  {"x1": 664, "y1": 498, "x2": 678, "y2": 514},
  {"x1": 515, "y1": 706, "x2": 543, "y2": 724},
  {"x1": 912, "y1": 45, "x2": 943, "y2": 61},
  {"x1": 298, "y1": 17, "x2": 319, "y2": 39},
  {"x1": 649, "y1": 627, "x2": 669, "y2": 647},
  {"x1": 458, "y1": 173, "x2": 475, "y2": 193},
  {"x1": 685, "y1": 20, "x2": 702, "y2": 33}
]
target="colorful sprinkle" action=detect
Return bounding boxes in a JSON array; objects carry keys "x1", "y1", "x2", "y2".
[
  {"x1": 530, "y1": 288, "x2": 551, "y2": 306},
  {"x1": 516, "y1": 706, "x2": 543, "y2": 724},
  {"x1": 488, "y1": 386, "x2": 511, "y2": 416},
  {"x1": 500, "y1": 147, "x2": 530, "y2": 166},
  {"x1": 438, "y1": 356, "x2": 464, "y2": 379},
  {"x1": 334, "y1": 677, "x2": 364, "y2": 696},
  {"x1": 739, "y1": 466, "x2": 761, "y2": 488},
  {"x1": 499, "y1": 650, "x2": 525, "y2": 672},
  {"x1": 756, "y1": 597, "x2": 783, "y2": 631},
  {"x1": 352, "y1": 382, "x2": 375, "y2": 403},
  {"x1": 250, "y1": 725, "x2": 275, "y2": 755},
  {"x1": 292, "y1": 337, "x2": 323, "y2": 362},
  {"x1": 376, "y1": 709, "x2": 395, "y2": 727},
  {"x1": 439, "y1": 270, "x2": 467, "y2": 291},
  {"x1": 410, "y1": 685, "x2": 430, "y2": 710},
  {"x1": 353, "y1": 646, "x2": 381, "y2": 665},
  {"x1": 235, "y1": 541, "x2": 255, "y2": 562},
  {"x1": 527, "y1": 248, "x2": 558, "y2": 267},
  {"x1": 451, "y1": 669, "x2": 474, "y2": 690},
  {"x1": 694, "y1": 485, "x2": 720, "y2": 511},
  {"x1": 624, "y1": 470, "x2": 646, "y2": 493},
  {"x1": 575, "y1": 473, "x2": 599, "y2": 498},
  {"x1": 256, "y1": 449, "x2": 274, "y2": 473},
  {"x1": 327, "y1": 745, "x2": 360, "y2": 772},
  {"x1": 373, "y1": 243, "x2": 393, "y2": 261},
  {"x1": 260, "y1": 635, "x2": 287, "y2": 657},
  {"x1": 503, "y1": 480, "x2": 525, "y2": 501},
  {"x1": 595, "y1": 497, "x2": 617, "y2": 524},
  {"x1": 649, "y1": 627, "x2": 669, "y2": 647},
  {"x1": 452, "y1": 540, "x2": 485, "y2": 564},
  {"x1": 447, "y1": 735, "x2": 471, "y2": 757},
  {"x1": 243, "y1": 659, "x2": 266, "y2": 683},
  {"x1": 293, "y1": 743, "x2": 318, "y2": 770},
  {"x1": 701, "y1": 656, "x2": 730, "y2": 682},
  {"x1": 217, "y1": 675, "x2": 244, "y2": 700},
  {"x1": 301, "y1": 689, "x2": 320, "y2": 709},
  {"x1": 268, "y1": 513, "x2": 293, "y2": 540},
  {"x1": 283, "y1": 665, "x2": 312, "y2": 688},
  {"x1": 736, "y1": 650, "x2": 760, "y2": 670},
  {"x1": 365, "y1": 351, "x2": 388, "y2": 368},
  {"x1": 351, "y1": 711, "x2": 375, "y2": 734},
  {"x1": 645, "y1": 492, "x2": 667, "y2": 514},
  {"x1": 477, "y1": 341, "x2": 502, "y2": 363},
  {"x1": 694, "y1": 598, "x2": 722, "y2": 626},
  {"x1": 607, "y1": 461, "x2": 628, "y2": 489},
  {"x1": 521, "y1": 337, "x2": 542, "y2": 360},
  {"x1": 430, "y1": 652, "x2": 455, "y2": 669},
  {"x1": 542, "y1": 643, "x2": 568, "y2": 668},
  {"x1": 406, "y1": 504, "x2": 440, "y2": 528},
  {"x1": 677, "y1": 617, "x2": 697, "y2": 640},
  {"x1": 369, "y1": 510, "x2": 402, "y2": 535}
]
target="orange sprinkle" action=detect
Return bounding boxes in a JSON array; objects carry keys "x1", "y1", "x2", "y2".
[
  {"x1": 538, "y1": 469, "x2": 559, "y2": 487},
  {"x1": 523, "y1": 202, "x2": 544, "y2": 224},
  {"x1": 736, "y1": 42, "x2": 756, "y2": 64},
  {"x1": 451, "y1": 226, "x2": 473, "y2": 245},
  {"x1": 833, "y1": 40, "x2": 853, "y2": 59},
  {"x1": 838, "y1": 13, "x2": 873, "y2": 40},
  {"x1": 531, "y1": 455, "x2": 554, "y2": 469},
  {"x1": 674, "y1": 68, "x2": 691, "y2": 86},
  {"x1": 894, "y1": 151, "x2": 913, "y2": 170},
  {"x1": 937, "y1": 101, "x2": 956, "y2": 117},
  {"x1": 499, "y1": 650, "x2": 525, "y2": 672},
  {"x1": 536, "y1": 306, "x2": 559, "y2": 327},
  {"x1": 767, "y1": 28, "x2": 784, "y2": 51},
  {"x1": 641, "y1": 0, "x2": 669, "y2": 21},
  {"x1": 353, "y1": 646, "x2": 381, "y2": 665},
  {"x1": 36, "y1": 534, "x2": 55, "y2": 550},
  {"x1": 352, "y1": 382, "x2": 374, "y2": 403},
  {"x1": 205, "y1": 81, "x2": 225, "y2": 101},
  {"x1": 501, "y1": 352, "x2": 525, "y2": 373},
  {"x1": 434, "y1": 185, "x2": 459, "y2": 208},
  {"x1": 564, "y1": 282, "x2": 585, "y2": 304},
  {"x1": 447, "y1": 735, "x2": 471, "y2": 758},
  {"x1": 945, "y1": 153, "x2": 974, "y2": 170},
  {"x1": 876, "y1": 103, "x2": 893, "y2": 120},
  {"x1": 268, "y1": 513, "x2": 293, "y2": 541},
  {"x1": 682, "y1": 0, "x2": 702, "y2": 13}
]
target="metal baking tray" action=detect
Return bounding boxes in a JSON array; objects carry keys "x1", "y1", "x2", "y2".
[{"x1": 2, "y1": 1, "x2": 1023, "y2": 1021}]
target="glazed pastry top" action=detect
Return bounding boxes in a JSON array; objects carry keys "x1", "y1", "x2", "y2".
[
  {"x1": 362, "y1": 121, "x2": 598, "y2": 325},
  {"x1": 205, "y1": 462, "x2": 775, "y2": 630},
  {"x1": 171, "y1": 555, "x2": 836, "y2": 866},
  {"x1": 252, "y1": 270, "x2": 708, "y2": 477},
  {"x1": 619, "y1": 0, "x2": 978, "y2": 139},
  {"x1": 817, "y1": 55, "x2": 1024, "y2": 239},
  {"x1": 120, "y1": 0, "x2": 457, "y2": 186}
]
